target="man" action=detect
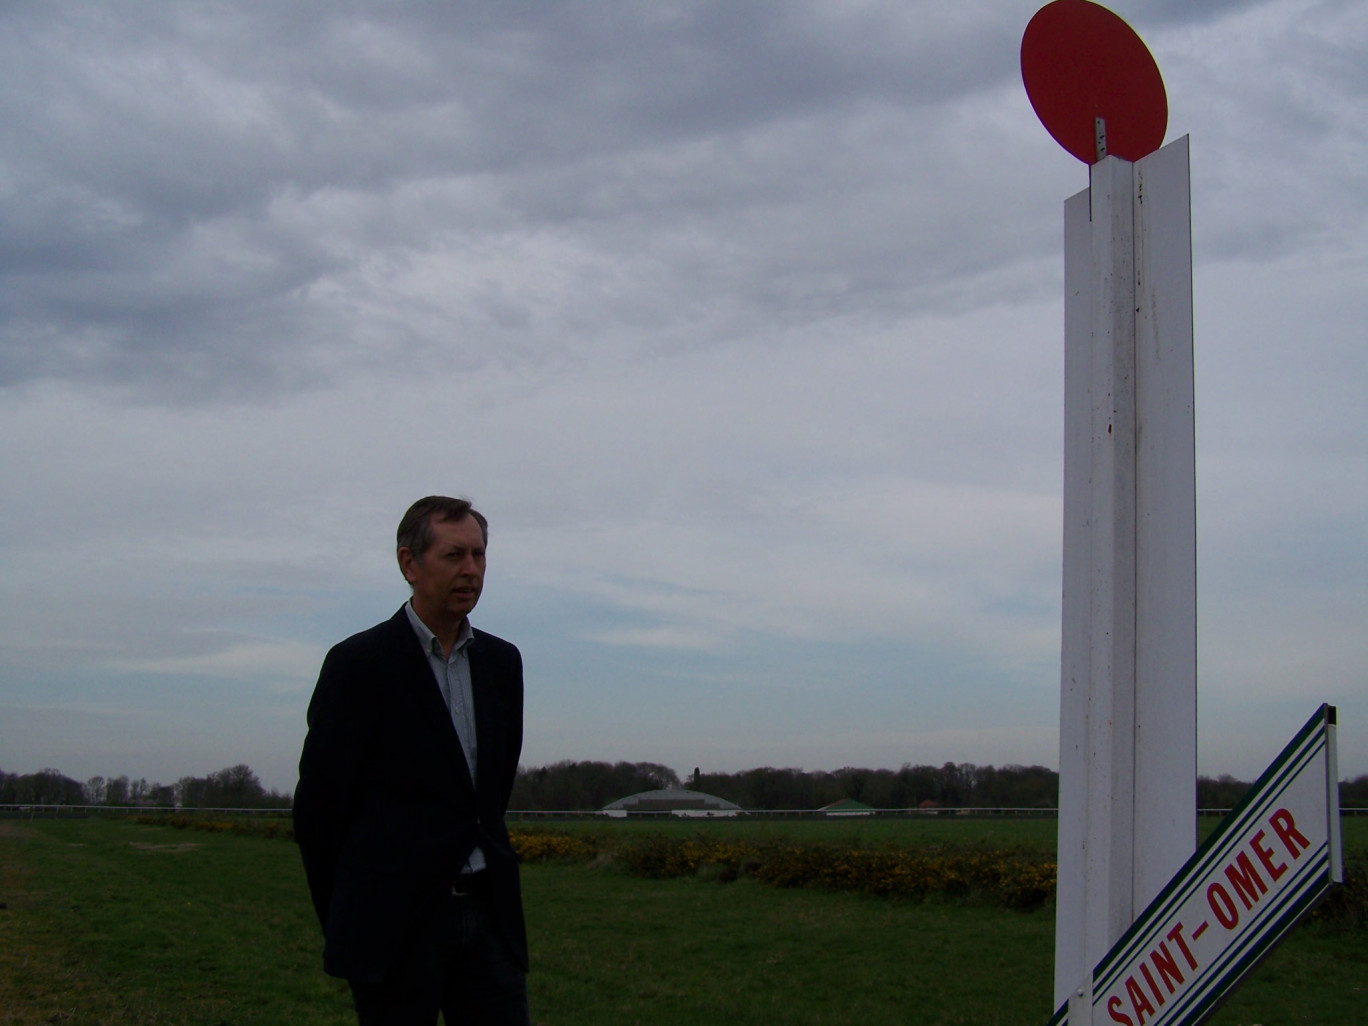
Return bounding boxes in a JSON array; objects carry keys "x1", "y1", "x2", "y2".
[{"x1": 294, "y1": 496, "x2": 529, "y2": 1025}]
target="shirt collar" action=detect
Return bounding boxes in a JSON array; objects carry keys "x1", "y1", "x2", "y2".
[{"x1": 404, "y1": 600, "x2": 474, "y2": 656}]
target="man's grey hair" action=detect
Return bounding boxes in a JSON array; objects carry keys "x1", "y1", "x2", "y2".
[{"x1": 396, "y1": 496, "x2": 489, "y2": 575}]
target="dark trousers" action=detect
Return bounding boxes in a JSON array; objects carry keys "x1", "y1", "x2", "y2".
[{"x1": 349, "y1": 880, "x2": 529, "y2": 1026}]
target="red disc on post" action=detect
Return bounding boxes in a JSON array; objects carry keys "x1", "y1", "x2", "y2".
[{"x1": 1021, "y1": 0, "x2": 1167, "y2": 164}]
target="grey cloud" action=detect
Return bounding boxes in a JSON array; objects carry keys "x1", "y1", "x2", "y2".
[
  {"x1": 1121, "y1": 0, "x2": 1277, "y2": 28},
  {"x1": 0, "y1": 2, "x2": 1037, "y2": 399}
]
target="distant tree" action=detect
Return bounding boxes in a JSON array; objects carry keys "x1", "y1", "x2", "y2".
[
  {"x1": 1197, "y1": 774, "x2": 1251, "y2": 810},
  {"x1": 634, "y1": 762, "x2": 680, "y2": 791},
  {"x1": 172, "y1": 765, "x2": 281, "y2": 808},
  {"x1": 41, "y1": 770, "x2": 81, "y2": 804},
  {"x1": 937, "y1": 762, "x2": 968, "y2": 806},
  {"x1": 831, "y1": 767, "x2": 872, "y2": 804},
  {"x1": 728, "y1": 767, "x2": 819, "y2": 810},
  {"x1": 84, "y1": 776, "x2": 106, "y2": 805},
  {"x1": 212, "y1": 764, "x2": 267, "y2": 806},
  {"x1": 175, "y1": 774, "x2": 209, "y2": 808},
  {"x1": 104, "y1": 775, "x2": 130, "y2": 806},
  {"x1": 510, "y1": 760, "x2": 681, "y2": 810},
  {"x1": 509, "y1": 759, "x2": 1059, "y2": 812},
  {"x1": 1338, "y1": 774, "x2": 1368, "y2": 809},
  {"x1": 5, "y1": 769, "x2": 85, "y2": 805},
  {"x1": 850, "y1": 768, "x2": 900, "y2": 809},
  {"x1": 990, "y1": 765, "x2": 1059, "y2": 808},
  {"x1": 896, "y1": 764, "x2": 943, "y2": 808}
]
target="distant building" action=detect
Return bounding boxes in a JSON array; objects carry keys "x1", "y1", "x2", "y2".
[
  {"x1": 819, "y1": 798, "x2": 875, "y2": 817},
  {"x1": 602, "y1": 787, "x2": 742, "y2": 818}
]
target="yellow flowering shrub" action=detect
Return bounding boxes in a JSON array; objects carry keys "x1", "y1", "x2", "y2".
[
  {"x1": 752, "y1": 842, "x2": 1056, "y2": 910},
  {"x1": 510, "y1": 830, "x2": 598, "y2": 863},
  {"x1": 599, "y1": 832, "x2": 1058, "y2": 912},
  {"x1": 136, "y1": 813, "x2": 294, "y2": 841}
]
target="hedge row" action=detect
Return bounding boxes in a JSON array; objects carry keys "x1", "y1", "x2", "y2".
[
  {"x1": 131, "y1": 815, "x2": 1363, "y2": 926},
  {"x1": 136, "y1": 813, "x2": 293, "y2": 840},
  {"x1": 511, "y1": 830, "x2": 1057, "y2": 911},
  {"x1": 510, "y1": 830, "x2": 1368, "y2": 924}
]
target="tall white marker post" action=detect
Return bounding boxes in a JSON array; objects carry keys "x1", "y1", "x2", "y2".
[
  {"x1": 1020, "y1": 4, "x2": 1197, "y2": 1020},
  {"x1": 1055, "y1": 137, "x2": 1196, "y2": 1019}
]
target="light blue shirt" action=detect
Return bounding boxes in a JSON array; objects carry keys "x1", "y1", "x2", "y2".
[{"x1": 405, "y1": 601, "x2": 485, "y2": 874}]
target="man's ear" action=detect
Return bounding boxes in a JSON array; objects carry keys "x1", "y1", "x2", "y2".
[{"x1": 397, "y1": 547, "x2": 418, "y2": 583}]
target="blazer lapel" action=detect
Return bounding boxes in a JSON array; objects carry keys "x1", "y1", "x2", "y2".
[{"x1": 467, "y1": 633, "x2": 503, "y2": 802}]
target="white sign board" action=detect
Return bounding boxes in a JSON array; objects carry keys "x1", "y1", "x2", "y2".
[{"x1": 1051, "y1": 705, "x2": 1343, "y2": 1026}]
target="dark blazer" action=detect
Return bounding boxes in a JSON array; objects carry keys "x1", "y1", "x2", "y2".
[{"x1": 293, "y1": 607, "x2": 527, "y2": 983}]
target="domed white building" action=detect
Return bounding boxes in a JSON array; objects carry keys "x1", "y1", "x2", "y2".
[{"x1": 601, "y1": 786, "x2": 742, "y2": 818}]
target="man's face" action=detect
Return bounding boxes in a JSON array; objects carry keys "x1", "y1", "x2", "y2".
[{"x1": 400, "y1": 514, "x2": 486, "y2": 629}]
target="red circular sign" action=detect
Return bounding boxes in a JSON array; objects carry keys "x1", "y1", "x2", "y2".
[{"x1": 1021, "y1": 0, "x2": 1167, "y2": 164}]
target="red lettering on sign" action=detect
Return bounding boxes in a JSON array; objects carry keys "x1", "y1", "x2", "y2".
[
  {"x1": 1190, "y1": 921, "x2": 1208, "y2": 941},
  {"x1": 1139, "y1": 962, "x2": 1165, "y2": 1007},
  {"x1": 1250, "y1": 829, "x2": 1288, "y2": 882},
  {"x1": 1224, "y1": 851, "x2": 1268, "y2": 910},
  {"x1": 1166, "y1": 923, "x2": 1199, "y2": 969},
  {"x1": 1270, "y1": 808, "x2": 1310, "y2": 859},
  {"x1": 1108, "y1": 995, "x2": 1135, "y2": 1025},
  {"x1": 1208, "y1": 881, "x2": 1239, "y2": 929},
  {"x1": 1125, "y1": 975, "x2": 1157, "y2": 1024},
  {"x1": 1151, "y1": 940, "x2": 1186, "y2": 993}
]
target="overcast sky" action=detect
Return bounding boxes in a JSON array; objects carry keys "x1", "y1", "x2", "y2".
[{"x1": 2, "y1": 1, "x2": 1364, "y2": 796}]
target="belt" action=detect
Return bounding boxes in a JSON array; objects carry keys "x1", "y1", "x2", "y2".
[{"x1": 450, "y1": 870, "x2": 491, "y2": 898}]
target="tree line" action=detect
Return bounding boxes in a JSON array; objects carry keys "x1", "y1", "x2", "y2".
[
  {"x1": 510, "y1": 761, "x2": 1368, "y2": 812},
  {"x1": 0, "y1": 764, "x2": 290, "y2": 809},
  {"x1": 6, "y1": 762, "x2": 1366, "y2": 812},
  {"x1": 1194, "y1": 773, "x2": 1368, "y2": 811}
]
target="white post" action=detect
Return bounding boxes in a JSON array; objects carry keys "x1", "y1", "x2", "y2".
[{"x1": 1054, "y1": 136, "x2": 1196, "y2": 1015}]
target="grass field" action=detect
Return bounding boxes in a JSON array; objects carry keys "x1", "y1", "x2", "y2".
[{"x1": 0, "y1": 816, "x2": 1363, "y2": 1025}]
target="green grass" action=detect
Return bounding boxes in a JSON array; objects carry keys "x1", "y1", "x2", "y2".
[
  {"x1": 524, "y1": 862, "x2": 1054, "y2": 1026},
  {"x1": 1, "y1": 816, "x2": 1363, "y2": 1025},
  {"x1": 0, "y1": 817, "x2": 354, "y2": 1025}
]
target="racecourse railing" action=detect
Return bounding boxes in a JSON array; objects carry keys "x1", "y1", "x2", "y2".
[
  {"x1": 0, "y1": 804, "x2": 292, "y2": 817},
  {"x1": 3, "y1": 804, "x2": 1364, "y2": 819}
]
